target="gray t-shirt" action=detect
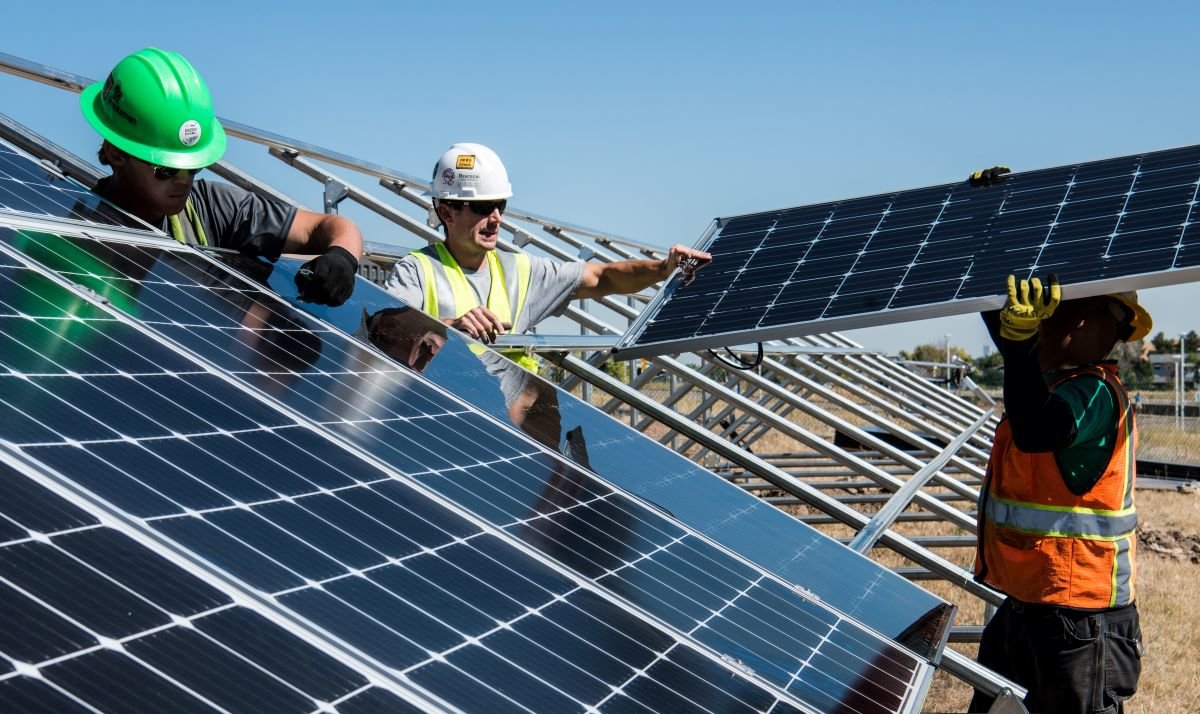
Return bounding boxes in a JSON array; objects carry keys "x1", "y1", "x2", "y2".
[
  {"x1": 94, "y1": 177, "x2": 296, "y2": 258},
  {"x1": 385, "y1": 250, "x2": 585, "y2": 333}
]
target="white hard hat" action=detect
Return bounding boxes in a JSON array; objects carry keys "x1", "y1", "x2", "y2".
[{"x1": 426, "y1": 142, "x2": 512, "y2": 201}]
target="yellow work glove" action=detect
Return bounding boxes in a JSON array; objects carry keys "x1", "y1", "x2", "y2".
[
  {"x1": 999, "y1": 273, "x2": 1061, "y2": 342},
  {"x1": 968, "y1": 166, "x2": 1011, "y2": 187}
]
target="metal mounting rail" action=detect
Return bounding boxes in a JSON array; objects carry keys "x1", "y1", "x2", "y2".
[
  {"x1": 848, "y1": 407, "x2": 994, "y2": 553},
  {"x1": 493, "y1": 334, "x2": 621, "y2": 351}
]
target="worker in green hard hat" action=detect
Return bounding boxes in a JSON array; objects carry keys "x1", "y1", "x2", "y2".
[{"x1": 80, "y1": 47, "x2": 363, "y2": 306}]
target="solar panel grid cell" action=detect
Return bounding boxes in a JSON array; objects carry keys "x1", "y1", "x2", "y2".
[
  {"x1": 621, "y1": 144, "x2": 1200, "y2": 357},
  {"x1": 0, "y1": 227, "x2": 929, "y2": 713}
]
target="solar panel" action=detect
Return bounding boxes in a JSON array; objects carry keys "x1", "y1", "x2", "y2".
[
  {"x1": 254, "y1": 255, "x2": 954, "y2": 659},
  {"x1": 0, "y1": 229, "x2": 823, "y2": 713},
  {"x1": 616, "y1": 144, "x2": 1200, "y2": 358},
  {"x1": 0, "y1": 461, "x2": 430, "y2": 713},
  {"x1": 0, "y1": 138, "x2": 137, "y2": 229},
  {"x1": 0, "y1": 225, "x2": 934, "y2": 713}
]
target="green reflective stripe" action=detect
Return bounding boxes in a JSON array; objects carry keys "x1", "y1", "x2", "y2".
[
  {"x1": 985, "y1": 497, "x2": 1137, "y2": 539},
  {"x1": 166, "y1": 198, "x2": 207, "y2": 247},
  {"x1": 1097, "y1": 366, "x2": 1137, "y2": 511},
  {"x1": 1122, "y1": 410, "x2": 1135, "y2": 509},
  {"x1": 1122, "y1": 402, "x2": 1135, "y2": 510},
  {"x1": 409, "y1": 251, "x2": 440, "y2": 318},
  {"x1": 188, "y1": 199, "x2": 208, "y2": 246}
]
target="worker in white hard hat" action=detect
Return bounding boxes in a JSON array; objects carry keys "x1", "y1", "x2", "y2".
[{"x1": 384, "y1": 143, "x2": 711, "y2": 372}]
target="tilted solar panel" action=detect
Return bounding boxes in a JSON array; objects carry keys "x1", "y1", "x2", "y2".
[
  {"x1": 2, "y1": 227, "x2": 933, "y2": 713},
  {"x1": 0, "y1": 227, "x2": 823, "y2": 713},
  {"x1": 255, "y1": 256, "x2": 954, "y2": 661},
  {"x1": 616, "y1": 144, "x2": 1200, "y2": 358},
  {"x1": 0, "y1": 139, "x2": 136, "y2": 229}
]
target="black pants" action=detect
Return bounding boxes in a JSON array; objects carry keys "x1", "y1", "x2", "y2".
[{"x1": 968, "y1": 598, "x2": 1143, "y2": 714}]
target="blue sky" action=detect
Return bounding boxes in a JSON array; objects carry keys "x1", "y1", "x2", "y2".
[{"x1": 5, "y1": 1, "x2": 1200, "y2": 355}]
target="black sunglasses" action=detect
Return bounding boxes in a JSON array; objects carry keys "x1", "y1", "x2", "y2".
[
  {"x1": 448, "y1": 199, "x2": 507, "y2": 216},
  {"x1": 132, "y1": 155, "x2": 205, "y2": 181}
]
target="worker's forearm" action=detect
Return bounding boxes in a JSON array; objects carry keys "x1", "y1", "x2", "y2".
[
  {"x1": 318, "y1": 215, "x2": 364, "y2": 258},
  {"x1": 284, "y1": 211, "x2": 365, "y2": 257},
  {"x1": 1001, "y1": 337, "x2": 1077, "y2": 451},
  {"x1": 576, "y1": 259, "x2": 668, "y2": 299}
]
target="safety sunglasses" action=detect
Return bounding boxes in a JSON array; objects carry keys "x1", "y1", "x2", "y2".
[
  {"x1": 450, "y1": 199, "x2": 507, "y2": 216},
  {"x1": 132, "y1": 155, "x2": 205, "y2": 181}
]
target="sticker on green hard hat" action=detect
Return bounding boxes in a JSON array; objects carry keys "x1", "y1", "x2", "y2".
[
  {"x1": 80, "y1": 47, "x2": 226, "y2": 169},
  {"x1": 179, "y1": 120, "x2": 202, "y2": 147}
]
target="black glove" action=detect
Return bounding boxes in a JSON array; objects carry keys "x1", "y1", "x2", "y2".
[
  {"x1": 295, "y1": 245, "x2": 359, "y2": 307},
  {"x1": 968, "y1": 166, "x2": 1011, "y2": 187},
  {"x1": 964, "y1": 165, "x2": 1012, "y2": 187}
]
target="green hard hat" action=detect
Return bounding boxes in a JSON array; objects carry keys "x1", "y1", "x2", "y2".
[{"x1": 80, "y1": 47, "x2": 226, "y2": 170}]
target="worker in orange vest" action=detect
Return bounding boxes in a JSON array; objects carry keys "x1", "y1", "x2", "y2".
[{"x1": 970, "y1": 274, "x2": 1151, "y2": 713}]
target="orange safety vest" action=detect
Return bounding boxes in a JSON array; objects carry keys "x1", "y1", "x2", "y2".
[{"x1": 974, "y1": 363, "x2": 1137, "y2": 609}]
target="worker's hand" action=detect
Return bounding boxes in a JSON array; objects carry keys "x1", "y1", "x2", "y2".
[
  {"x1": 664, "y1": 244, "x2": 712, "y2": 286},
  {"x1": 999, "y1": 273, "x2": 1061, "y2": 342},
  {"x1": 295, "y1": 246, "x2": 359, "y2": 307},
  {"x1": 447, "y1": 306, "x2": 511, "y2": 344},
  {"x1": 968, "y1": 166, "x2": 1011, "y2": 187}
]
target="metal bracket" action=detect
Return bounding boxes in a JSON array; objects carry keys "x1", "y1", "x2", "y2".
[
  {"x1": 988, "y1": 690, "x2": 1030, "y2": 713},
  {"x1": 323, "y1": 178, "x2": 350, "y2": 214},
  {"x1": 718, "y1": 653, "x2": 756, "y2": 678},
  {"x1": 512, "y1": 228, "x2": 535, "y2": 248},
  {"x1": 36, "y1": 157, "x2": 66, "y2": 178}
]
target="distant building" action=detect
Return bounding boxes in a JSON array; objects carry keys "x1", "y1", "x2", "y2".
[{"x1": 1148, "y1": 354, "x2": 1197, "y2": 388}]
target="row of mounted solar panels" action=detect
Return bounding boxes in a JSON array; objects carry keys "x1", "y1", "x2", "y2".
[{"x1": 0, "y1": 136, "x2": 944, "y2": 712}]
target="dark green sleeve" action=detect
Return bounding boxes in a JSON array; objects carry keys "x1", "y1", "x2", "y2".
[{"x1": 1052, "y1": 375, "x2": 1119, "y2": 495}]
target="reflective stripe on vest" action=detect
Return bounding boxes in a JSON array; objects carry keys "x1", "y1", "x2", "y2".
[
  {"x1": 983, "y1": 497, "x2": 1137, "y2": 539},
  {"x1": 166, "y1": 197, "x2": 208, "y2": 247},
  {"x1": 409, "y1": 244, "x2": 538, "y2": 373},
  {"x1": 975, "y1": 363, "x2": 1137, "y2": 608}
]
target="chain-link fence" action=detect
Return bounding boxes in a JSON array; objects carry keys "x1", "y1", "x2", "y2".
[{"x1": 1135, "y1": 398, "x2": 1200, "y2": 466}]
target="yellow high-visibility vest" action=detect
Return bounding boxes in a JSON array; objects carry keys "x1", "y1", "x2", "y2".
[{"x1": 410, "y1": 242, "x2": 538, "y2": 373}]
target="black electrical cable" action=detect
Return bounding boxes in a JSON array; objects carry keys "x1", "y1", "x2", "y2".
[{"x1": 707, "y1": 343, "x2": 763, "y2": 371}]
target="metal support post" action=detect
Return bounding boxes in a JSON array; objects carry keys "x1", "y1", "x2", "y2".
[{"x1": 323, "y1": 178, "x2": 350, "y2": 214}]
